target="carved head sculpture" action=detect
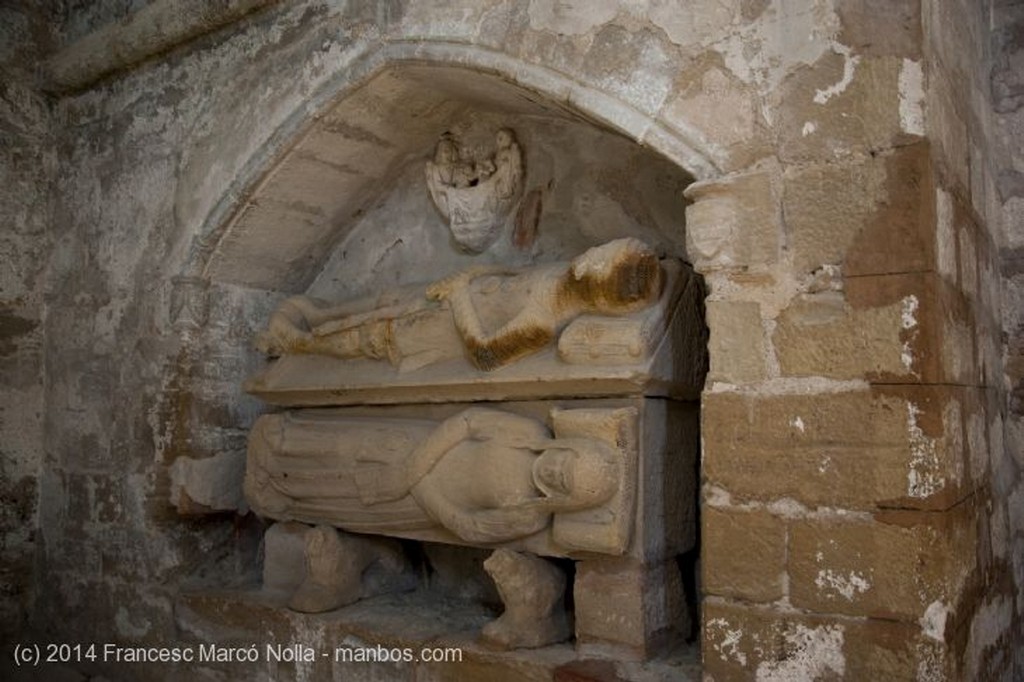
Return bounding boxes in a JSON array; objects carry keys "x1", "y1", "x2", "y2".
[
  {"x1": 564, "y1": 237, "x2": 663, "y2": 313},
  {"x1": 434, "y1": 134, "x2": 459, "y2": 166},
  {"x1": 531, "y1": 439, "x2": 618, "y2": 510},
  {"x1": 496, "y1": 128, "x2": 514, "y2": 150},
  {"x1": 426, "y1": 129, "x2": 524, "y2": 254}
]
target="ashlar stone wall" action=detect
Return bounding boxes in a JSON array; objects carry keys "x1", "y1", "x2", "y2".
[
  {"x1": 697, "y1": 1, "x2": 1023, "y2": 679},
  {"x1": 1, "y1": 1, "x2": 1021, "y2": 680},
  {"x1": 697, "y1": 0, "x2": 1023, "y2": 679}
]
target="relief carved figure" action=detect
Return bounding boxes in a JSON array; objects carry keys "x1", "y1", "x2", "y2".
[
  {"x1": 426, "y1": 129, "x2": 524, "y2": 253},
  {"x1": 248, "y1": 406, "x2": 636, "y2": 648},
  {"x1": 256, "y1": 237, "x2": 663, "y2": 372},
  {"x1": 245, "y1": 407, "x2": 622, "y2": 546}
]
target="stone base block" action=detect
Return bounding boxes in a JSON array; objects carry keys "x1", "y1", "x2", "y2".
[{"x1": 574, "y1": 557, "x2": 687, "y2": 660}]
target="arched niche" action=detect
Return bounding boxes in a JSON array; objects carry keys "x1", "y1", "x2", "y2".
[
  {"x1": 166, "y1": 54, "x2": 709, "y2": 664},
  {"x1": 165, "y1": 54, "x2": 713, "y2": 510},
  {"x1": 199, "y1": 63, "x2": 699, "y2": 296}
]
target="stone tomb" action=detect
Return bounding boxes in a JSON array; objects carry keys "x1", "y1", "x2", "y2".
[{"x1": 242, "y1": 161, "x2": 706, "y2": 661}]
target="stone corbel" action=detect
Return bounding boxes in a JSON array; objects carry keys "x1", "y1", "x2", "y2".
[{"x1": 683, "y1": 166, "x2": 781, "y2": 274}]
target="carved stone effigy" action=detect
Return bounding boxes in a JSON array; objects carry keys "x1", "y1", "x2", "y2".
[
  {"x1": 246, "y1": 407, "x2": 638, "y2": 556},
  {"x1": 244, "y1": 236, "x2": 705, "y2": 656},
  {"x1": 246, "y1": 237, "x2": 707, "y2": 405},
  {"x1": 425, "y1": 129, "x2": 523, "y2": 253}
]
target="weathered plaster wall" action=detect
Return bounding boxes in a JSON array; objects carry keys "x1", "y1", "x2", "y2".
[
  {"x1": 0, "y1": 2, "x2": 58, "y2": 644},
  {"x1": 5, "y1": 0, "x2": 1022, "y2": 680}
]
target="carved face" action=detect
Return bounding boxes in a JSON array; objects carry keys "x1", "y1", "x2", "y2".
[
  {"x1": 532, "y1": 443, "x2": 617, "y2": 509},
  {"x1": 435, "y1": 138, "x2": 458, "y2": 165},
  {"x1": 496, "y1": 129, "x2": 513, "y2": 149}
]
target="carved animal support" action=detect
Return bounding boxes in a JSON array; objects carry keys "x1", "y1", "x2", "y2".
[{"x1": 481, "y1": 549, "x2": 571, "y2": 650}]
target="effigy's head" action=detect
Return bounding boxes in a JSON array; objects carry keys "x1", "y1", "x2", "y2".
[
  {"x1": 566, "y1": 238, "x2": 663, "y2": 312},
  {"x1": 532, "y1": 439, "x2": 618, "y2": 509}
]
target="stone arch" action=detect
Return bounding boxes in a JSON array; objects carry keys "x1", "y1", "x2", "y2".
[{"x1": 175, "y1": 40, "x2": 722, "y2": 290}]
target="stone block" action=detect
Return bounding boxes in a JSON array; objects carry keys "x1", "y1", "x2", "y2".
[
  {"x1": 782, "y1": 143, "x2": 935, "y2": 277},
  {"x1": 702, "y1": 507, "x2": 785, "y2": 603},
  {"x1": 706, "y1": 300, "x2": 766, "y2": 384},
  {"x1": 703, "y1": 599, "x2": 950, "y2": 681},
  {"x1": 842, "y1": 142, "x2": 936, "y2": 276},
  {"x1": 788, "y1": 506, "x2": 975, "y2": 621},
  {"x1": 773, "y1": 290, "x2": 908, "y2": 381},
  {"x1": 574, "y1": 557, "x2": 686, "y2": 660},
  {"x1": 845, "y1": 272, "x2": 976, "y2": 385},
  {"x1": 702, "y1": 387, "x2": 979, "y2": 511},
  {"x1": 837, "y1": 0, "x2": 922, "y2": 58},
  {"x1": 660, "y1": 61, "x2": 770, "y2": 173},
  {"x1": 935, "y1": 186, "x2": 958, "y2": 283},
  {"x1": 925, "y1": 64, "x2": 970, "y2": 195},
  {"x1": 957, "y1": 220, "x2": 979, "y2": 301},
  {"x1": 783, "y1": 156, "x2": 883, "y2": 276},
  {"x1": 773, "y1": 270, "x2": 977, "y2": 385},
  {"x1": 683, "y1": 168, "x2": 779, "y2": 273},
  {"x1": 776, "y1": 56, "x2": 914, "y2": 164}
]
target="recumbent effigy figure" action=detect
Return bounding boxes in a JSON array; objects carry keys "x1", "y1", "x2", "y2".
[
  {"x1": 246, "y1": 406, "x2": 632, "y2": 649},
  {"x1": 255, "y1": 237, "x2": 663, "y2": 372},
  {"x1": 246, "y1": 408, "x2": 619, "y2": 543}
]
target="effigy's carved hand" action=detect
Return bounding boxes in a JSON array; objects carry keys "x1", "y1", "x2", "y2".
[
  {"x1": 255, "y1": 326, "x2": 314, "y2": 357},
  {"x1": 424, "y1": 278, "x2": 455, "y2": 302},
  {"x1": 426, "y1": 269, "x2": 480, "y2": 301},
  {"x1": 255, "y1": 297, "x2": 316, "y2": 356},
  {"x1": 427, "y1": 265, "x2": 521, "y2": 302}
]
